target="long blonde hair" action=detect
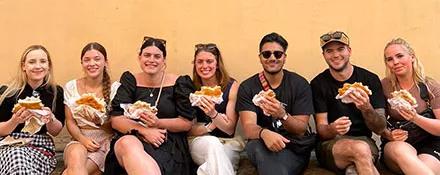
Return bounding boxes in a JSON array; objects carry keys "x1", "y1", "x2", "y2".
[
  {"x1": 383, "y1": 38, "x2": 428, "y2": 91},
  {"x1": 0, "y1": 45, "x2": 58, "y2": 111}
]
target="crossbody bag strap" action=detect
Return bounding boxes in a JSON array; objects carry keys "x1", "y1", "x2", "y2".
[
  {"x1": 258, "y1": 71, "x2": 314, "y2": 133},
  {"x1": 418, "y1": 82, "x2": 431, "y2": 108},
  {"x1": 258, "y1": 71, "x2": 270, "y2": 91}
]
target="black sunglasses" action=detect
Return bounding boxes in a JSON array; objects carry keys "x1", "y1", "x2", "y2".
[
  {"x1": 195, "y1": 43, "x2": 217, "y2": 50},
  {"x1": 320, "y1": 31, "x2": 344, "y2": 42},
  {"x1": 143, "y1": 36, "x2": 167, "y2": 45},
  {"x1": 259, "y1": 50, "x2": 285, "y2": 59}
]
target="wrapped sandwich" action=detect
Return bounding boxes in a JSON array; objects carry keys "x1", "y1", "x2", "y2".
[
  {"x1": 252, "y1": 89, "x2": 276, "y2": 116},
  {"x1": 0, "y1": 135, "x2": 33, "y2": 147},
  {"x1": 189, "y1": 86, "x2": 223, "y2": 106},
  {"x1": 12, "y1": 96, "x2": 49, "y2": 135},
  {"x1": 12, "y1": 96, "x2": 44, "y2": 113},
  {"x1": 73, "y1": 93, "x2": 106, "y2": 128},
  {"x1": 121, "y1": 101, "x2": 158, "y2": 121},
  {"x1": 336, "y1": 82, "x2": 372, "y2": 103},
  {"x1": 387, "y1": 90, "x2": 417, "y2": 110}
]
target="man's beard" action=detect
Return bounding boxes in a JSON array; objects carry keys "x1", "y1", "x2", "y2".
[
  {"x1": 329, "y1": 59, "x2": 349, "y2": 72},
  {"x1": 263, "y1": 67, "x2": 283, "y2": 75}
]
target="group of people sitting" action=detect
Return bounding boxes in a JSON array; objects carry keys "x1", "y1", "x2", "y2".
[{"x1": 0, "y1": 30, "x2": 438, "y2": 175}]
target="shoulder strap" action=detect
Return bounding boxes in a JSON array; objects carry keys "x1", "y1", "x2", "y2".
[
  {"x1": 418, "y1": 82, "x2": 431, "y2": 106},
  {"x1": 258, "y1": 71, "x2": 270, "y2": 91}
]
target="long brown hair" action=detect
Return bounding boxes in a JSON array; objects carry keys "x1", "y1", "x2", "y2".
[
  {"x1": 192, "y1": 43, "x2": 231, "y2": 91},
  {"x1": 0, "y1": 45, "x2": 58, "y2": 111},
  {"x1": 81, "y1": 42, "x2": 112, "y2": 111}
]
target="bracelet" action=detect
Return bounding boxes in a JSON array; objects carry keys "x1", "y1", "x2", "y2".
[
  {"x1": 211, "y1": 111, "x2": 219, "y2": 119},
  {"x1": 258, "y1": 128, "x2": 266, "y2": 139}
]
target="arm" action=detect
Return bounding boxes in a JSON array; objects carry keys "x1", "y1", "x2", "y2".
[
  {"x1": 156, "y1": 117, "x2": 192, "y2": 132},
  {"x1": 0, "y1": 107, "x2": 30, "y2": 136},
  {"x1": 240, "y1": 111, "x2": 264, "y2": 139},
  {"x1": 399, "y1": 108, "x2": 440, "y2": 136},
  {"x1": 188, "y1": 119, "x2": 211, "y2": 136},
  {"x1": 211, "y1": 81, "x2": 239, "y2": 135},
  {"x1": 64, "y1": 106, "x2": 87, "y2": 142},
  {"x1": 240, "y1": 110, "x2": 290, "y2": 152},
  {"x1": 111, "y1": 115, "x2": 149, "y2": 133},
  {"x1": 349, "y1": 89, "x2": 387, "y2": 135},
  {"x1": 360, "y1": 107, "x2": 386, "y2": 135},
  {"x1": 45, "y1": 111, "x2": 63, "y2": 136},
  {"x1": 0, "y1": 120, "x2": 19, "y2": 136},
  {"x1": 46, "y1": 86, "x2": 66, "y2": 136},
  {"x1": 315, "y1": 113, "x2": 352, "y2": 140},
  {"x1": 315, "y1": 112, "x2": 338, "y2": 140},
  {"x1": 281, "y1": 114, "x2": 309, "y2": 135}
]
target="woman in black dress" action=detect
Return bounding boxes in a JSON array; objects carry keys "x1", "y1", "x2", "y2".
[
  {"x1": 104, "y1": 37, "x2": 195, "y2": 175},
  {"x1": 0, "y1": 45, "x2": 65, "y2": 174}
]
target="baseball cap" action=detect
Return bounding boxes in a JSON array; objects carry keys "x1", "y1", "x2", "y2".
[{"x1": 320, "y1": 31, "x2": 349, "y2": 48}]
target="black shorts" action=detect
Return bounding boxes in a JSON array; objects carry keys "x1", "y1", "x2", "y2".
[{"x1": 417, "y1": 138, "x2": 440, "y2": 160}]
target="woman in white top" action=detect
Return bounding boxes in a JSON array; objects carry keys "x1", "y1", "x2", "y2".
[{"x1": 63, "y1": 42, "x2": 119, "y2": 175}]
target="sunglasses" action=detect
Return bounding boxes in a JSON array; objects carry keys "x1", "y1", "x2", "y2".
[
  {"x1": 143, "y1": 36, "x2": 167, "y2": 45},
  {"x1": 259, "y1": 50, "x2": 285, "y2": 59},
  {"x1": 320, "y1": 31, "x2": 344, "y2": 42},
  {"x1": 195, "y1": 43, "x2": 217, "y2": 50}
]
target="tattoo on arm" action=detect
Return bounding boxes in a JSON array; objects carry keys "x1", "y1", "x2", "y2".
[{"x1": 361, "y1": 108, "x2": 386, "y2": 134}]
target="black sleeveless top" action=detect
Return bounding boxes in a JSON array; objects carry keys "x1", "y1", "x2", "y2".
[{"x1": 195, "y1": 79, "x2": 235, "y2": 138}]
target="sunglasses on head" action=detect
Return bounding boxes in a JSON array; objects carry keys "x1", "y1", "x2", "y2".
[
  {"x1": 195, "y1": 43, "x2": 217, "y2": 50},
  {"x1": 259, "y1": 50, "x2": 285, "y2": 59},
  {"x1": 143, "y1": 36, "x2": 167, "y2": 45},
  {"x1": 320, "y1": 31, "x2": 344, "y2": 42}
]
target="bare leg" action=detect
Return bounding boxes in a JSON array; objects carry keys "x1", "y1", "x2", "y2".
[
  {"x1": 114, "y1": 135, "x2": 161, "y2": 175},
  {"x1": 383, "y1": 141, "x2": 434, "y2": 175},
  {"x1": 86, "y1": 159, "x2": 101, "y2": 175},
  {"x1": 418, "y1": 154, "x2": 440, "y2": 175},
  {"x1": 63, "y1": 143, "x2": 88, "y2": 175},
  {"x1": 332, "y1": 139, "x2": 378, "y2": 175}
]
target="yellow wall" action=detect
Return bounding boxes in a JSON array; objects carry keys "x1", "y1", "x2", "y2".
[{"x1": 1, "y1": 0, "x2": 439, "y2": 85}]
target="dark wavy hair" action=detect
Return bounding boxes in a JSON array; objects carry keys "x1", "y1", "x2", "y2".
[{"x1": 259, "y1": 32, "x2": 288, "y2": 52}]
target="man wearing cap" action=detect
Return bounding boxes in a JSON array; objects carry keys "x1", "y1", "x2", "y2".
[
  {"x1": 236, "y1": 32, "x2": 314, "y2": 175},
  {"x1": 310, "y1": 31, "x2": 386, "y2": 175}
]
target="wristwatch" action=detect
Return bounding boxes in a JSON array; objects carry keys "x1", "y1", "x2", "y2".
[{"x1": 281, "y1": 114, "x2": 289, "y2": 121}]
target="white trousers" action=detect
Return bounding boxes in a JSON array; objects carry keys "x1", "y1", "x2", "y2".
[{"x1": 189, "y1": 135, "x2": 243, "y2": 175}]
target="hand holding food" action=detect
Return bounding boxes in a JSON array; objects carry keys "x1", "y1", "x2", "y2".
[
  {"x1": 387, "y1": 90, "x2": 417, "y2": 111},
  {"x1": 12, "y1": 96, "x2": 48, "y2": 135},
  {"x1": 73, "y1": 93, "x2": 106, "y2": 128},
  {"x1": 336, "y1": 82, "x2": 372, "y2": 103},
  {"x1": 189, "y1": 86, "x2": 223, "y2": 106},
  {"x1": 252, "y1": 89, "x2": 276, "y2": 116}
]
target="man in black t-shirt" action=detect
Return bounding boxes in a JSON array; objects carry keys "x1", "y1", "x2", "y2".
[
  {"x1": 236, "y1": 32, "x2": 314, "y2": 175},
  {"x1": 311, "y1": 31, "x2": 386, "y2": 175}
]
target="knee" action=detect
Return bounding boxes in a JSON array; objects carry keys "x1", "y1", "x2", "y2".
[
  {"x1": 200, "y1": 136, "x2": 223, "y2": 149},
  {"x1": 384, "y1": 141, "x2": 411, "y2": 158},
  {"x1": 114, "y1": 135, "x2": 142, "y2": 155},
  {"x1": 64, "y1": 144, "x2": 87, "y2": 163},
  {"x1": 349, "y1": 140, "x2": 373, "y2": 160}
]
